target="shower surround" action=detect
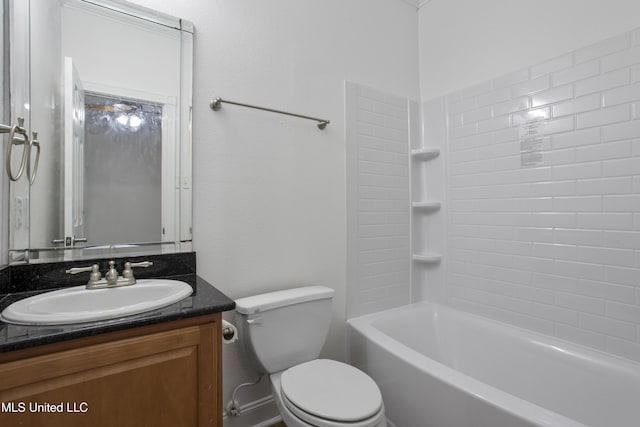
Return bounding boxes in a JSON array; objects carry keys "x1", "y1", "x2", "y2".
[
  {"x1": 439, "y1": 28, "x2": 640, "y2": 363},
  {"x1": 347, "y1": 26, "x2": 640, "y2": 365}
]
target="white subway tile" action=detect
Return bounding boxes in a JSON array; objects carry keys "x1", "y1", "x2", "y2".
[
  {"x1": 575, "y1": 33, "x2": 632, "y2": 64},
  {"x1": 544, "y1": 147, "x2": 575, "y2": 165},
  {"x1": 635, "y1": 29, "x2": 640, "y2": 46},
  {"x1": 603, "y1": 230, "x2": 640, "y2": 249},
  {"x1": 575, "y1": 69, "x2": 630, "y2": 97},
  {"x1": 579, "y1": 312, "x2": 635, "y2": 339},
  {"x1": 577, "y1": 177, "x2": 633, "y2": 195},
  {"x1": 441, "y1": 33, "x2": 640, "y2": 360},
  {"x1": 604, "y1": 265, "x2": 639, "y2": 286},
  {"x1": 553, "y1": 61, "x2": 600, "y2": 86},
  {"x1": 552, "y1": 94, "x2": 601, "y2": 118},
  {"x1": 552, "y1": 128, "x2": 600, "y2": 149},
  {"x1": 576, "y1": 212, "x2": 634, "y2": 230},
  {"x1": 554, "y1": 228, "x2": 603, "y2": 246},
  {"x1": 532, "y1": 242, "x2": 576, "y2": 260},
  {"x1": 492, "y1": 68, "x2": 529, "y2": 89},
  {"x1": 512, "y1": 107, "x2": 550, "y2": 125},
  {"x1": 557, "y1": 294, "x2": 605, "y2": 316},
  {"x1": 533, "y1": 302, "x2": 579, "y2": 325},
  {"x1": 477, "y1": 115, "x2": 510, "y2": 134},
  {"x1": 606, "y1": 301, "x2": 640, "y2": 323},
  {"x1": 511, "y1": 75, "x2": 551, "y2": 98},
  {"x1": 575, "y1": 140, "x2": 632, "y2": 162},
  {"x1": 552, "y1": 162, "x2": 601, "y2": 180},
  {"x1": 358, "y1": 85, "x2": 387, "y2": 103},
  {"x1": 555, "y1": 260, "x2": 604, "y2": 281},
  {"x1": 602, "y1": 82, "x2": 640, "y2": 107},
  {"x1": 577, "y1": 278, "x2": 636, "y2": 302},
  {"x1": 552, "y1": 196, "x2": 602, "y2": 212},
  {"x1": 531, "y1": 85, "x2": 574, "y2": 108},
  {"x1": 530, "y1": 54, "x2": 573, "y2": 78},
  {"x1": 576, "y1": 105, "x2": 631, "y2": 129},
  {"x1": 493, "y1": 97, "x2": 530, "y2": 117},
  {"x1": 534, "y1": 212, "x2": 577, "y2": 228},
  {"x1": 602, "y1": 120, "x2": 640, "y2": 142},
  {"x1": 449, "y1": 123, "x2": 477, "y2": 140},
  {"x1": 384, "y1": 116, "x2": 409, "y2": 131},
  {"x1": 602, "y1": 46, "x2": 640, "y2": 73},
  {"x1": 602, "y1": 195, "x2": 640, "y2": 212},
  {"x1": 576, "y1": 245, "x2": 635, "y2": 268},
  {"x1": 536, "y1": 117, "x2": 575, "y2": 136},
  {"x1": 462, "y1": 106, "x2": 493, "y2": 124},
  {"x1": 530, "y1": 180, "x2": 576, "y2": 197}
]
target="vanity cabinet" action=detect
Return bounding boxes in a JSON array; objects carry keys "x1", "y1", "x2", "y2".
[{"x1": 0, "y1": 314, "x2": 222, "y2": 427}]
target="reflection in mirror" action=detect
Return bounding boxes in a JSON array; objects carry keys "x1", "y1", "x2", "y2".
[
  {"x1": 84, "y1": 93, "x2": 162, "y2": 245},
  {"x1": 8, "y1": 0, "x2": 193, "y2": 263}
]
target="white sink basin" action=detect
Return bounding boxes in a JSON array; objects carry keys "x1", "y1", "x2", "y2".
[{"x1": 1, "y1": 279, "x2": 193, "y2": 325}]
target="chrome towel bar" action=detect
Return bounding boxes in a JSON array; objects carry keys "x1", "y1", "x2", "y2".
[{"x1": 210, "y1": 97, "x2": 330, "y2": 130}]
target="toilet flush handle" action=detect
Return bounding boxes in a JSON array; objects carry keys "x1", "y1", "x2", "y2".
[{"x1": 246, "y1": 316, "x2": 262, "y2": 325}]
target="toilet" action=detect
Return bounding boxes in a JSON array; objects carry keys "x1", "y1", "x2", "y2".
[{"x1": 234, "y1": 286, "x2": 386, "y2": 427}]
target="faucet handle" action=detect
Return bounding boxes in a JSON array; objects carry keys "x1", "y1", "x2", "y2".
[
  {"x1": 65, "y1": 264, "x2": 101, "y2": 283},
  {"x1": 122, "y1": 261, "x2": 154, "y2": 279}
]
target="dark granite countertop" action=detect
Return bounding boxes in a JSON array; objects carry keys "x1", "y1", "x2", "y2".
[
  {"x1": 0, "y1": 253, "x2": 236, "y2": 354},
  {"x1": 0, "y1": 274, "x2": 235, "y2": 353}
]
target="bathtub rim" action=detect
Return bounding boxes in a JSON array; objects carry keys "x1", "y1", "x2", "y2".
[{"x1": 346, "y1": 301, "x2": 640, "y2": 427}]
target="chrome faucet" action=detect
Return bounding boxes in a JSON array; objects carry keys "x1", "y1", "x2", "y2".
[{"x1": 66, "y1": 260, "x2": 154, "y2": 289}]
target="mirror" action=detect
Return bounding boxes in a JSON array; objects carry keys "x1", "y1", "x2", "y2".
[{"x1": 8, "y1": 0, "x2": 193, "y2": 263}]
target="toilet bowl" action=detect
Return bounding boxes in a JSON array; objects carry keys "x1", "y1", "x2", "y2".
[
  {"x1": 234, "y1": 286, "x2": 386, "y2": 427},
  {"x1": 271, "y1": 359, "x2": 386, "y2": 427}
]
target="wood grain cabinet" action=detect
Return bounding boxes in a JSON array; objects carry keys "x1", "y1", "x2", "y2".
[{"x1": 0, "y1": 314, "x2": 222, "y2": 427}]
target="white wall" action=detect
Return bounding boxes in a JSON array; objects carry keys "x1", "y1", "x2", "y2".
[
  {"x1": 419, "y1": 0, "x2": 640, "y2": 100},
  {"x1": 129, "y1": 0, "x2": 419, "y2": 422}
]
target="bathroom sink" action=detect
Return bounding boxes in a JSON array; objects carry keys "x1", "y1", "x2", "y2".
[{"x1": 1, "y1": 279, "x2": 193, "y2": 326}]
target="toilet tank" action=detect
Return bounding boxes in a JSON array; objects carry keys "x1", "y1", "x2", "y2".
[{"x1": 234, "y1": 286, "x2": 335, "y2": 374}]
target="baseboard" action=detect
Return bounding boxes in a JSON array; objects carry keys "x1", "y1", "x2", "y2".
[{"x1": 222, "y1": 395, "x2": 281, "y2": 427}]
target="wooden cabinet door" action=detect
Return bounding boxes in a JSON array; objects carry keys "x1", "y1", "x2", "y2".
[{"x1": 0, "y1": 318, "x2": 220, "y2": 427}]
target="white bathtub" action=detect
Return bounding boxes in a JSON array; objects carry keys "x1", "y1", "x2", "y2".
[{"x1": 347, "y1": 302, "x2": 640, "y2": 427}]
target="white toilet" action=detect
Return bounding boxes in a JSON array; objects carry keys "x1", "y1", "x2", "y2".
[{"x1": 234, "y1": 286, "x2": 387, "y2": 427}]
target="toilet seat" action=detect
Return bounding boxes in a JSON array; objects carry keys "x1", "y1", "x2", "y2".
[{"x1": 280, "y1": 359, "x2": 384, "y2": 427}]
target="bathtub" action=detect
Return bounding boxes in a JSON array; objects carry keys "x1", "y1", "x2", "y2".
[{"x1": 347, "y1": 302, "x2": 640, "y2": 427}]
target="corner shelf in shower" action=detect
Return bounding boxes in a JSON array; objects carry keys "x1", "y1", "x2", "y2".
[
  {"x1": 411, "y1": 147, "x2": 440, "y2": 161},
  {"x1": 412, "y1": 253, "x2": 442, "y2": 265},
  {"x1": 412, "y1": 201, "x2": 441, "y2": 212}
]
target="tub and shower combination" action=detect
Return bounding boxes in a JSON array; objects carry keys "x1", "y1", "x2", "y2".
[{"x1": 348, "y1": 302, "x2": 640, "y2": 427}]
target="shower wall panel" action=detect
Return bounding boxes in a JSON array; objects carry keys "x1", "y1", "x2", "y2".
[
  {"x1": 346, "y1": 82, "x2": 411, "y2": 318},
  {"x1": 437, "y1": 28, "x2": 640, "y2": 363}
]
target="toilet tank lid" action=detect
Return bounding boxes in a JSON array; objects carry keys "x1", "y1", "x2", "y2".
[{"x1": 235, "y1": 286, "x2": 335, "y2": 315}]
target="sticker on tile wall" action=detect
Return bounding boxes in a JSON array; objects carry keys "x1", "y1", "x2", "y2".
[{"x1": 519, "y1": 120, "x2": 543, "y2": 167}]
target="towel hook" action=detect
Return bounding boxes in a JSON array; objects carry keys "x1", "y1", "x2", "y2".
[{"x1": 3, "y1": 117, "x2": 31, "y2": 182}]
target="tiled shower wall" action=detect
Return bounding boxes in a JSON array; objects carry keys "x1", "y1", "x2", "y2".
[
  {"x1": 346, "y1": 82, "x2": 412, "y2": 318},
  {"x1": 440, "y1": 28, "x2": 640, "y2": 362}
]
